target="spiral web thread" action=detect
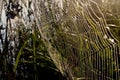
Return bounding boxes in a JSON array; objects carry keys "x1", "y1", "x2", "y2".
[
  {"x1": 38, "y1": 0, "x2": 120, "y2": 79},
  {"x1": 0, "y1": 0, "x2": 120, "y2": 80}
]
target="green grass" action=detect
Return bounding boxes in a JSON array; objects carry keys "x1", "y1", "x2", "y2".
[{"x1": 0, "y1": 0, "x2": 120, "y2": 80}]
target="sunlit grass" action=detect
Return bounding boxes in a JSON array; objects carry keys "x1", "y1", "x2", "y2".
[{"x1": 0, "y1": 0, "x2": 120, "y2": 80}]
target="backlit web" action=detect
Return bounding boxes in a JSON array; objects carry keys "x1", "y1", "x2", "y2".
[{"x1": 0, "y1": 0, "x2": 120, "y2": 80}]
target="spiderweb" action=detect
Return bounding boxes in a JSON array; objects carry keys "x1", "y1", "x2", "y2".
[
  {"x1": 0, "y1": 0, "x2": 120, "y2": 80},
  {"x1": 37, "y1": 0, "x2": 120, "y2": 79}
]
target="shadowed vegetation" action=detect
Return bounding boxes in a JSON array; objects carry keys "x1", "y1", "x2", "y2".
[{"x1": 0, "y1": 0, "x2": 120, "y2": 80}]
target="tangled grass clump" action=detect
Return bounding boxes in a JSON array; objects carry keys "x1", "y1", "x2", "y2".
[{"x1": 0, "y1": 0, "x2": 120, "y2": 80}]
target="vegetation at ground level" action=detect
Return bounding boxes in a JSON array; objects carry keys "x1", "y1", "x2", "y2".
[{"x1": 0, "y1": 0, "x2": 120, "y2": 80}]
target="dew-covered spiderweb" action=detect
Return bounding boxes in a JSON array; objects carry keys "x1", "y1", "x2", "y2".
[
  {"x1": 35, "y1": 0, "x2": 120, "y2": 79},
  {"x1": 0, "y1": 0, "x2": 120, "y2": 80}
]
